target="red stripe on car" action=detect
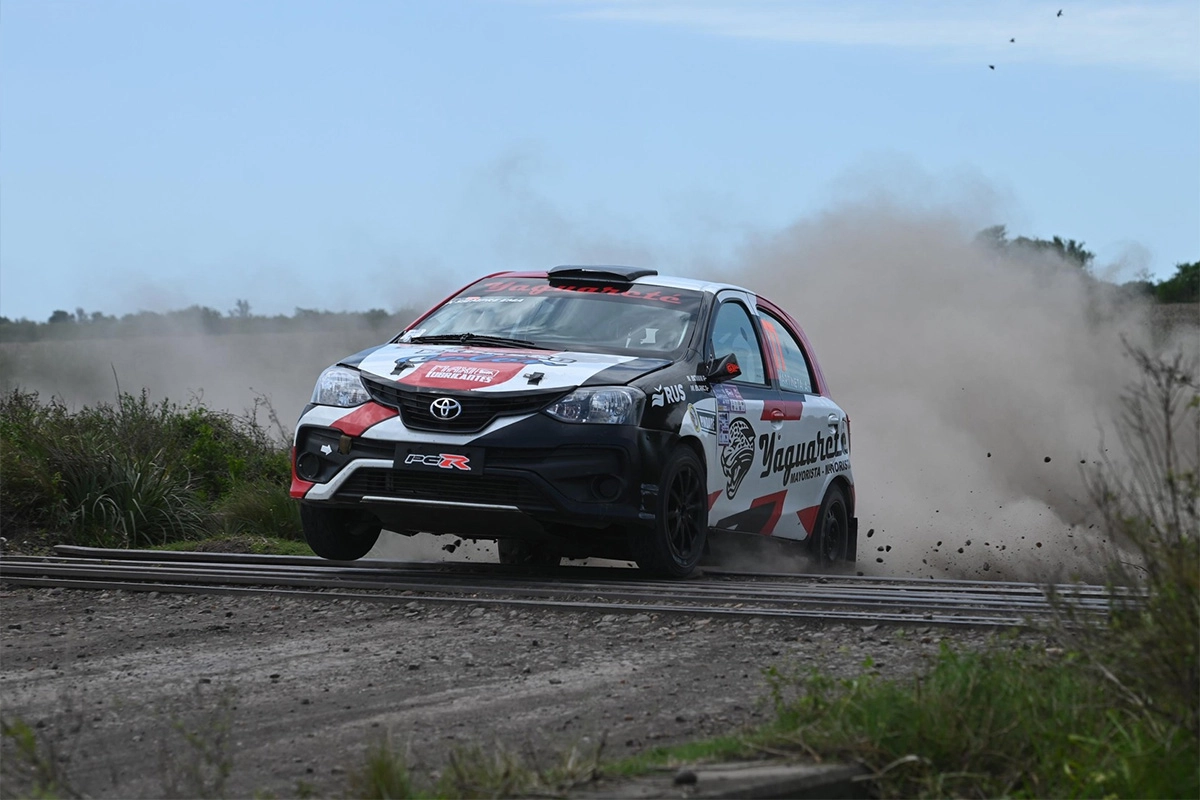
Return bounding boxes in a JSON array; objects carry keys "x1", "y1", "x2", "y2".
[
  {"x1": 796, "y1": 504, "x2": 820, "y2": 535},
  {"x1": 289, "y1": 447, "x2": 315, "y2": 499},
  {"x1": 759, "y1": 400, "x2": 804, "y2": 421},
  {"x1": 332, "y1": 402, "x2": 398, "y2": 437},
  {"x1": 750, "y1": 490, "x2": 788, "y2": 535}
]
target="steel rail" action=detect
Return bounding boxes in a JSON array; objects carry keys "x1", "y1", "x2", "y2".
[
  {"x1": 1, "y1": 552, "x2": 1115, "y2": 625},
  {"x1": 1, "y1": 575, "x2": 1033, "y2": 628},
  {"x1": 1, "y1": 557, "x2": 1111, "y2": 616},
  {"x1": 0, "y1": 560, "x2": 1082, "y2": 620},
  {"x1": 51, "y1": 546, "x2": 1120, "y2": 597}
]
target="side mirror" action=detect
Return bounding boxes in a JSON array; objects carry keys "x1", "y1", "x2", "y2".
[{"x1": 706, "y1": 353, "x2": 742, "y2": 383}]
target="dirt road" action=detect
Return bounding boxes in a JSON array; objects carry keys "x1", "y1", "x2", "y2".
[{"x1": 1, "y1": 584, "x2": 1017, "y2": 798}]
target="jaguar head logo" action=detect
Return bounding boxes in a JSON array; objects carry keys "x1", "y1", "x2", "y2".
[{"x1": 720, "y1": 417, "x2": 755, "y2": 499}]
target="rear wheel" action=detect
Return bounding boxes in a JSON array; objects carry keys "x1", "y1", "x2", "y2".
[
  {"x1": 631, "y1": 447, "x2": 708, "y2": 578},
  {"x1": 810, "y1": 485, "x2": 849, "y2": 568},
  {"x1": 497, "y1": 539, "x2": 561, "y2": 566},
  {"x1": 300, "y1": 505, "x2": 380, "y2": 561}
]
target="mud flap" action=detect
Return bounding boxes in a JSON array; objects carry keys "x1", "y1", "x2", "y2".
[{"x1": 846, "y1": 516, "x2": 859, "y2": 563}]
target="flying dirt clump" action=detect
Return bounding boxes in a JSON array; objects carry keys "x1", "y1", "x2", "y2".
[{"x1": 712, "y1": 199, "x2": 1162, "y2": 582}]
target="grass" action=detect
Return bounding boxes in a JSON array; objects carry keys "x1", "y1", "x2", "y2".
[
  {"x1": 0, "y1": 389, "x2": 301, "y2": 552},
  {"x1": 157, "y1": 535, "x2": 314, "y2": 557}
]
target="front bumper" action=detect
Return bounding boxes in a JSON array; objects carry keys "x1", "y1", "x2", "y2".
[{"x1": 292, "y1": 412, "x2": 677, "y2": 547}]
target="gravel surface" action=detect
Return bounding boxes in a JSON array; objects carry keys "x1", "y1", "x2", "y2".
[{"x1": 0, "y1": 585, "x2": 1038, "y2": 798}]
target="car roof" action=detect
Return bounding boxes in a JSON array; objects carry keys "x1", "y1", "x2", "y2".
[{"x1": 498, "y1": 269, "x2": 752, "y2": 298}]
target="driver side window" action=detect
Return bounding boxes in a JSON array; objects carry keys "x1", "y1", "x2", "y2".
[{"x1": 709, "y1": 301, "x2": 767, "y2": 385}]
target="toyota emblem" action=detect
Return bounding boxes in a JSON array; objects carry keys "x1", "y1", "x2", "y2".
[{"x1": 429, "y1": 397, "x2": 463, "y2": 420}]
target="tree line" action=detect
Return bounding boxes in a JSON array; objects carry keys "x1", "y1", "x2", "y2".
[{"x1": 0, "y1": 302, "x2": 422, "y2": 344}]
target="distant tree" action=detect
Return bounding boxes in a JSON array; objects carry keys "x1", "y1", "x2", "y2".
[
  {"x1": 48, "y1": 310, "x2": 72, "y2": 324},
  {"x1": 1156, "y1": 261, "x2": 1199, "y2": 304},
  {"x1": 1011, "y1": 235, "x2": 1094, "y2": 272},
  {"x1": 231, "y1": 299, "x2": 251, "y2": 318},
  {"x1": 975, "y1": 224, "x2": 1009, "y2": 251}
]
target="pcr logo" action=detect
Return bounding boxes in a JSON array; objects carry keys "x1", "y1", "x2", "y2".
[{"x1": 404, "y1": 453, "x2": 472, "y2": 471}]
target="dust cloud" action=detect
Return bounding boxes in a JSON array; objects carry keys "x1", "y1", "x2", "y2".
[{"x1": 710, "y1": 198, "x2": 1180, "y2": 583}]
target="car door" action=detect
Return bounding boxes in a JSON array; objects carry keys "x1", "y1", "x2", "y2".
[
  {"x1": 702, "y1": 292, "x2": 788, "y2": 534},
  {"x1": 757, "y1": 306, "x2": 848, "y2": 542}
]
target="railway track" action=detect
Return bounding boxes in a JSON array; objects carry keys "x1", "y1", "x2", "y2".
[{"x1": 0, "y1": 545, "x2": 1119, "y2": 628}]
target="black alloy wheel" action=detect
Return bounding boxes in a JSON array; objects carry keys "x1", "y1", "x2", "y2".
[
  {"x1": 497, "y1": 539, "x2": 562, "y2": 567},
  {"x1": 632, "y1": 447, "x2": 708, "y2": 578},
  {"x1": 300, "y1": 505, "x2": 381, "y2": 561},
  {"x1": 811, "y1": 484, "x2": 849, "y2": 568}
]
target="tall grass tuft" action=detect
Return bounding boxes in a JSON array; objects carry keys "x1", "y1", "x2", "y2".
[{"x1": 347, "y1": 737, "x2": 414, "y2": 800}]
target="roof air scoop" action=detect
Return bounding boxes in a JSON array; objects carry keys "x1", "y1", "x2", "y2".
[{"x1": 548, "y1": 265, "x2": 658, "y2": 283}]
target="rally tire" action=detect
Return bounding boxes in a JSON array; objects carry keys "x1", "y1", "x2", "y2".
[
  {"x1": 810, "y1": 484, "x2": 850, "y2": 569},
  {"x1": 300, "y1": 505, "x2": 381, "y2": 561},
  {"x1": 497, "y1": 539, "x2": 562, "y2": 567},
  {"x1": 632, "y1": 447, "x2": 708, "y2": 578}
]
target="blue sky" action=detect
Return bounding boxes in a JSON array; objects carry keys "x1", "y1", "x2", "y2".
[{"x1": 2, "y1": 0, "x2": 1197, "y2": 321}]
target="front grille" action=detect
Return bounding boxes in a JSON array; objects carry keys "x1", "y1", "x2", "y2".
[
  {"x1": 361, "y1": 375, "x2": 566, "y2": 433},
  {"x1": 336, "y1": 468, "x2": 553, "y2": 510}
]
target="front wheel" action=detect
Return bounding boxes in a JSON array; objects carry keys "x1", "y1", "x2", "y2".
[
  {"x1": 300, "y1": 505, "x2": 381, "y2": 561},
  {"x1": 631, "y1": 447, "x2": 708, "y2": 578},
  {"x1": 810, "y1": 484, "x2": 849, "y2": 569}
]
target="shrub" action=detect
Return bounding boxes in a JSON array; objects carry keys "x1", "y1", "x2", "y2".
[{"x1": 0, "y1": 389, "x2": 294, "y2": 549}]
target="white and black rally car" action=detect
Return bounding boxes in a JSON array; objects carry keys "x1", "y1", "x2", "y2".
[{"x1": 291, "y1": 266, "x2": 856, "y2": 577}]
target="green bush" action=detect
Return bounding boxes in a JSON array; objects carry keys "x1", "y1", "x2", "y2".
[{"x1": 0, "y1": 389, "x2": 296, "y2": 549}]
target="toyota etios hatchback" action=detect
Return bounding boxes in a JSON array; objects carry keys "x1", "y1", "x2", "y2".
[{"x1": 291, "y1": 266, "x2": 857, "y2": 577}]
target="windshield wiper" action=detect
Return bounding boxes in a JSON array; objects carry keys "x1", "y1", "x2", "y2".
[{"x1": 406, "y1": 333, "x2": 541, "y2": 349}]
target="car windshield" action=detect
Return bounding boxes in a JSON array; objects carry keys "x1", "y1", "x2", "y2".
[{"x1": 399, "y1": 277, "x2": 703, "y2": 358}]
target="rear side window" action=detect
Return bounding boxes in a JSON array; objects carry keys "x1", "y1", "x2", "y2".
[
  {"x1": 760, "y1": 311, "x2": 815, "y2": 394},
  {"x1": 709, "y1": 301, "x2": 767, "y2": 385}
]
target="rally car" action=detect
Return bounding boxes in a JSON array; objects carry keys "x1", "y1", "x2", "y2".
[{"x1": 291, "y1": 265, "x2": 856, "y2": 577}]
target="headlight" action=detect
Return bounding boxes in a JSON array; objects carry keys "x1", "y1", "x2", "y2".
[
  {"x1": 311, "y1": 366, "x2": 370, "y2": 407},
  {"x1": 544, "y1": 387, "x2": 644, "y2": 425}
]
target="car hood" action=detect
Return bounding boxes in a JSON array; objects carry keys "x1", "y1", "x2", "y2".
[{"x1": 351, "y1": 343, "x2": 672, "y2": 393}]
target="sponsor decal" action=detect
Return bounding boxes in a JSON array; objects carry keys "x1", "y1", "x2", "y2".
[
  {"x1": 390, "y1": 348, "x2": 577, "y2": 389},
  {"x1": 446, "y1": 296, "x2": 525, "y2": 304},
  {"x1": 480, "y1": 279, "x2": 686, "y2": 305},
  {"x1": 713, "y1": 385, "x2": 744, "y2": 446},
  {"x1": 720, "y1": 417, "x2": 756, "y2": 499},
  {"x1": 650, "y1": 383, "x2": 686, "y2": 408},
  {"x1": 687, "y1": 405, "x2": 717, "y2": 434},
  {"x1": 713, "y1": 383, "x2": 746, "y2": 413},
  {"x1": 426, "y1": 365, "x2": 501, "y2": 385},
  {"x1": 757, "y1": 420, "x2": 849, "y2": 487},
  {"x1": 395, "y1": 348, "x2": 576, "y2": 370},
  {"x1": 404, "y1": 453, "x2": 473, "y2": 471}
]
